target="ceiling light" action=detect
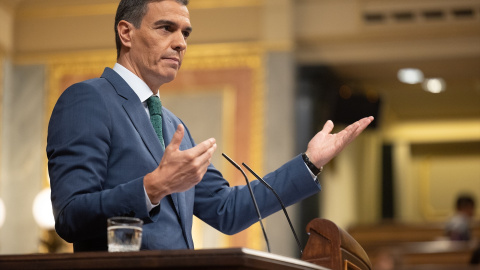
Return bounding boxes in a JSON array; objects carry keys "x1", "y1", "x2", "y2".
[
  {"x1": 422, "y1": 78, "x2": 446, "y2": 93},
  {"x1": 397, "y1": 68, "x2": 424, "y2": 84}
]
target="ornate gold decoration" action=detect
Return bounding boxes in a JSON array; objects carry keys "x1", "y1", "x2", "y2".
[
  {"x1": 182, "y1": 43, "x2": 265, "y2": 174},
  {"x1": 179, "y1": 42, "x2": 266, "y2": 249}
]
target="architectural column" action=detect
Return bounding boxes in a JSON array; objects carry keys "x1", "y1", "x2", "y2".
[{"x1": 262, "y1": 0, "x2": 301, "y2": 258}]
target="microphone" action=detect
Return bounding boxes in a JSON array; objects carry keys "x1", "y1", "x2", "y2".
[
  {"x1": 242, "y1": 162, "x2": 304, "y2": 255},
  {"x1": 221, "y1": 153, "x2": 271, "y2": 253}
]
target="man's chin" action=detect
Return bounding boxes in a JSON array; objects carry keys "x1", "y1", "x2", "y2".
[
  {"x1": 153, "y1": 67, "x2": 179, "y2": 86},
  {"x1": 160, "y1": 73, "x2": 177, "y2": 84}
]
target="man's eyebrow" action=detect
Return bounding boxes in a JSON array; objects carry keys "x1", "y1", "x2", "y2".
[{"x1": 153, "y1": 19, "x2": 193, "y2": 32}]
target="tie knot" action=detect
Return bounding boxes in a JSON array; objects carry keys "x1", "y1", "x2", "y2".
[{"x1": 147, "y1": 96, "x2": 162, "y2": 116}]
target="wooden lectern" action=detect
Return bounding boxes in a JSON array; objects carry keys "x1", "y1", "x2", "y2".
[
  {"x1": 0, "y1": 248, "x2": 326, "y2": 270},
  {"x1": 302, "y1": 218, "x2": 372, "y2": 270},
  {"x1": 0, "y1": 218, "x2": 370, "y2": 270}
]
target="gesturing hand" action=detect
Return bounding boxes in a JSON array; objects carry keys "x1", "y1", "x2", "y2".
[
  {"x1": 144, "y1": 124, "x2": 217, "y2": 204},
  {"x1": 305, "y1": 116, "x2": 374, "y2": 169}
]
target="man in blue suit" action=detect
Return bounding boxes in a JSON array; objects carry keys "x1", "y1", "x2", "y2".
[{"x1": 47, "y1": 0, "x2": 373, "y2": 252}]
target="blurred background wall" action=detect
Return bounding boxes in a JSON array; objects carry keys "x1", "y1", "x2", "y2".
[{"x1": 0, "y1": 0, "x2": 478, "y2": 259}]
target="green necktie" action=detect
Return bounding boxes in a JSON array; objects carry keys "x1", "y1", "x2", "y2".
[{"x1": 146, "y1": 96, "x2": 165, "y2": 149}]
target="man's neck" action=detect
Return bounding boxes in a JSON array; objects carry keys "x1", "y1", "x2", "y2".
[{"x1": 117, "y1": 56, "x2": 161, "y2": 93}]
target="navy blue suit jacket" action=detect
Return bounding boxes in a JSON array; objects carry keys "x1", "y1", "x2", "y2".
[{"x1": 47, "y1": 67, "x2": 320, "y2": 251}]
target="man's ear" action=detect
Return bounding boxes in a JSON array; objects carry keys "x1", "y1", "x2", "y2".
[{"x1": 117, "y1": 20, "x2": 134, "y2": 49}]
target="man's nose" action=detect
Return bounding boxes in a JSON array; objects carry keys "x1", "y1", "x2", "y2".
[{"x1": 172, "y1": 31, "x2": 187, "y2": 52}]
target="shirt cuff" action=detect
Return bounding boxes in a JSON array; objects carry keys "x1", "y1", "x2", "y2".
[
  {"x1": 144, "y1": 186, "x2": 160, "y2": 212},
  {"x1": 305, "y1": 162, "x2": 318, "y2": 181}
]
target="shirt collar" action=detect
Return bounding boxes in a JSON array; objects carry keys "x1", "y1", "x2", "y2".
[{"x1": 113, "y1": 63, "x2": 159, "y2": 102}]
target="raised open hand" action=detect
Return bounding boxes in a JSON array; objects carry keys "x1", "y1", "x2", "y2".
[
  {"x1": 144, "y1": 124, "x2": 217, "y2": 204},
  {"x1": 305, "y1": 116, "x2": 374, "y2": 169}
]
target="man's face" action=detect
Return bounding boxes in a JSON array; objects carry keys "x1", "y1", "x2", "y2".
[{"x1": 128, "y1": 0, "x2": 192, "y2": 91}]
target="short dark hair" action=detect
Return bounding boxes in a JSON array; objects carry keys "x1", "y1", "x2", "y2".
[
  {"x1": 456, "y1": 194, "x2": 475, "y2": 210},
  {"x1": 114, "y1": 0, "x2": 189, "y2": 59}
]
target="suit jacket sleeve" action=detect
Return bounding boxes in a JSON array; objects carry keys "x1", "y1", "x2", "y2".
[
  {"x1": 192, "y1": 148, "x2": 321, "y2": 234},
  {"x1": 47, "y1": 82, "x2": 152, "y2": 244}
]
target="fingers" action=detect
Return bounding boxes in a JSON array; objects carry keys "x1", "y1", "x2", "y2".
[
  {"x1": 189, "y1": 137, "x2": 216, "y2": 158},
  {"x1": 304, "y1": 116, "x2": 374, "y2": 169},
  {"x1": 197, "y1": 141, "x2": 217, "y2": 169},
  {"x1": 179, "y1": 139, "x2": 216, "y2": 185},
  {"x1": 201, "y1": 139, "x2": 217, "y2": 160},
  {"x1": 352, "y1": 116, "x2": 374, "y2": 136},
  {"x1": 167, "y1": 124, "x2": 185, "y2": 151},
  {"x1": 321, "y1": 120, "x2": 335, "y2": 134},
  {"x1": 341, "y1": 116, "x2": 374, "y2": 143},
  {"x1": 167, "y1": 124, "x2": 216, "y2": 157},
  {"x1": 168, "y1": 125, "x2": 216, "y2": 170}
]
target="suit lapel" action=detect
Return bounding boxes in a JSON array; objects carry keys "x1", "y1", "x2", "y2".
[
  {"x1": 123, "y1": 101, "x2": 165, "y2": 164},
  {"x1": 161, "y1": 113, "x2": 181, "y2": 215},
  {"x1": 102, "y1": 68, "x2": 164, "y2": 164},
  {"x1": 102, "y1": 68, "x2": 185, "y2": 238}
]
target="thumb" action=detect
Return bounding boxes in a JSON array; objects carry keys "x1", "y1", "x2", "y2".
[
  {"x1": 321, "y1": 120, "x2": 334, "y2": 134},
  {"x1": 168, "y1": 124, "x2": 185, "y2": 150}
]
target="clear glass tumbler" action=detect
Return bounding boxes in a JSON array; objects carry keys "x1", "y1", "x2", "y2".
[{"x1": 107, "y1": 217, "x2": 143, "y2": 252}]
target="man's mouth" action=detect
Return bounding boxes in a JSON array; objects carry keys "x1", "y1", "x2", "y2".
[{"x1": 163, "y1": 57, "x2": 180, "y2": 66}]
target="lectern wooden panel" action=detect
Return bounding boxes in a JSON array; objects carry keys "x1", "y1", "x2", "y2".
[
  {"x1": 0, "y1": 218, "x2": 369, "y2": 270},
  {"x1": 0, "y1": 248, "x2": 328, "y2": 270},
  {"x1": 301, "y1": 219, "x2": 372, "y2": 270}
]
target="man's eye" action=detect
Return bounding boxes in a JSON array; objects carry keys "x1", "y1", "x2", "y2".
[
  {"x1": 160, "y1": 25, "x2": 172, "y2": 32},
  {"x1": 183, "y1": 31, "x2": 190, "y2": 38}
]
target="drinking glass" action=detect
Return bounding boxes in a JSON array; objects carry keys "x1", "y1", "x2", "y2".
[{"x1": 107, "y1": 217, "x2": 143, "y2": 252}]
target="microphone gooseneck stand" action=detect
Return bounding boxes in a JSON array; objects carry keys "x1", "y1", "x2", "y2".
[{"x1": 222, "y1": 153, "x2": 271, "y2": 253}]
